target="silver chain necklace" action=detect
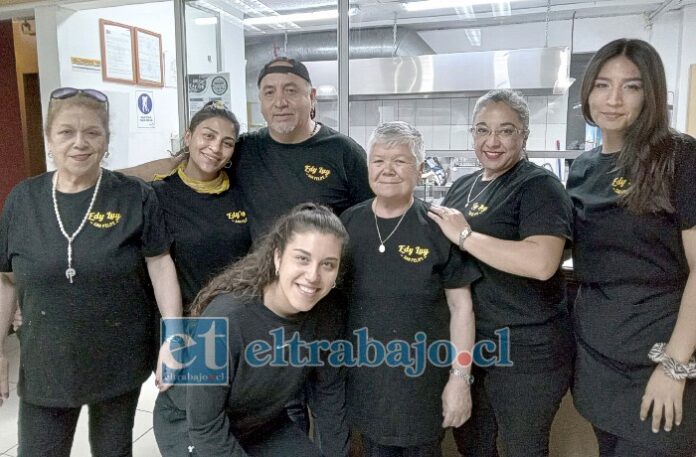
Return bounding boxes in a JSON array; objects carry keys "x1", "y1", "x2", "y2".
[
  {"x1": 373, "y1": 201, "x2": 410, "y2": 253},
  {"x1": 466, "y1": 172, "x2": 497, "y2": 207},
  {"x1": 52, "y1": 169, "x2": 103, "y2": 283}
]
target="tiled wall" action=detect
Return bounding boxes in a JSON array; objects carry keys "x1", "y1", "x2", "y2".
[{"x1": 324, "y1": 94, "x2": 569, "y2": 152}]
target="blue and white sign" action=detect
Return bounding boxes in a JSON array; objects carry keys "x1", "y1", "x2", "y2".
[
  {"x1": 160, "y1": 317, "x2": 229, "y2": 386},
  {"x1": 136, "y1": 90, "x2": 155, "y2": 128}
]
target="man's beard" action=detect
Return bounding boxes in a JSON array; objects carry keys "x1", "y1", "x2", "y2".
[{"x1": 269, "y1": 119, "x2": 298, "y2": 135}]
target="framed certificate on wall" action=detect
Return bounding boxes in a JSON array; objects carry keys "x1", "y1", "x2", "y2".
[
  {"x1": 134, "y1": 28, "x2": 164, "y2": 87},
  {"x1": 99, "y1": 19, "x2": 135, "y2": 84}
]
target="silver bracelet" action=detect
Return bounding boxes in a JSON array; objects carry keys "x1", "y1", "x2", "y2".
[
  {"x1": 648, "y1": 342, "x2": 696, "y2": 381},
  {"x1": 449, "y1": 368, "x2": 475, "y2": 385},
  {"x1": 458, "y1": 227, "x2": 472, "y2": 251}
]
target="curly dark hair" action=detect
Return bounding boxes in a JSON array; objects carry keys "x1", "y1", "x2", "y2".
[
  {"x1": 191, "y1": 203, "x2": 349, "y2": 316},
  {"x1": 173, "y1": 101, "x2": 241, "y2": 158}
]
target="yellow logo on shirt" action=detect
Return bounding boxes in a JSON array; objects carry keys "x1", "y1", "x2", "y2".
[
  {"x1": 226, "y1": 210, "x2": 248, "y2": 224},
  {"x1": 304, "y1": 164, "x2": 331, "y2": 182},
  {"x1": 611, "y1": 177, "x2": 630, "y2": 195},
  {"x1": 398, "y1": 245, "x2": 429, "y2": 263},
  {"x1": 88, "y1": 211, "x2": 122, "y2": 229},
  {"x1": 467, "y1": 202, "x2": 489, "y2": 217}
]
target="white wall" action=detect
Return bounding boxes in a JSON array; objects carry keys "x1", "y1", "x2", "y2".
[
  {"x1": 37, "y1": 2, "x2": 179, "y2": 169},
  {"x1": 674, "y1": 5, "x2": 696, "y2": 131},
  {"x1": 183, "y1": 5, "x2": 248, "y2": 133},
  {"x1": 185, "y1": 6, "x2": 218, "y2": 75},
  {"x1": 220, "y1": 14, "x2": 248, "y2": 133}
]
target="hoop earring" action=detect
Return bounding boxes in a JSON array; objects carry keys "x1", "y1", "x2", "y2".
[
  {"x1": 48, "y1": 151, "x2": 54, "y2": 159},
  {"x1": 103, "y1": 151, "x2": 111, "y2": 160},
  {"x1": 224, "y1": 160, "x2": 232, "y2": 169},
  {"x1": 332, "y1": 281, "x2": 337, "y2": 289},
  {"x1": 310, "y1": 106, "x2": 316, "y2": 120},
  {"x1": 275, "y1": 268, "x2": 279, "y2": 277}
]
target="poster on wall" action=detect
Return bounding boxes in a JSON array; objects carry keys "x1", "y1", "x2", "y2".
[
  {"x1": 136, "y1": 91, "x2": 155, "y2": 128},
  {"x1": 135, "y1": 28, "x2": 164, "y2": 87},
  {"x1": 187, "y1": 73, "x2": 231, "y2": 118},
  {"x1": 99, "y1": 19, "x2": 135, "y2": 84}
]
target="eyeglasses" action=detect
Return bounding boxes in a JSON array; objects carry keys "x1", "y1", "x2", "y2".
[
  {"x1": 470, "y1": 126, "x2": 526, "y2": 139},
  {"x1": 50, "y1": 87, "x2": 109, "y2": 106}
]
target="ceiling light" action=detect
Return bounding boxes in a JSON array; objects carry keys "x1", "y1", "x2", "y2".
[
  {"x1": 243, "y1": 9, "x2": 338, "y2": 26},
  {"x1": 194, "y1": 17, "x2": 219, "y2": 25},
  {"x1": 403, "y1": 0, "x2": 522, "y2": 13},
  {"x1": 465, "y1": 29, "x2": 481, "y2": 46}
]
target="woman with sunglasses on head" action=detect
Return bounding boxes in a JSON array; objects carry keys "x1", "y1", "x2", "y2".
[
  {"x1": 566, "y1": 39, "x2": 696, "y2": 456},
  {"x1": 185, "y1": 203, "x2": 349, "y2": 457},
  {"x1": 151, "y1": 101, "x2": 252, "y2": 457},
  {"x1": 428, "y1": 89, "x2": 574, "y2": 457},
  {"x1": 0, "y1": 88, "x2": 182, "y2": 456}
]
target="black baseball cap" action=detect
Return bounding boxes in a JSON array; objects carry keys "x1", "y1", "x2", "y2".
[{"x1": 257, "y1": 57, "x2": 312, "y2": 87}]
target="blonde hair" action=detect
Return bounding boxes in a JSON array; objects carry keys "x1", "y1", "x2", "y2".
[{"x1": 45, "y1": 94, "x2": 110, "y2": 142}]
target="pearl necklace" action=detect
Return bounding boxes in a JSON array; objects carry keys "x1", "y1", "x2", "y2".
[
  {"x1": 52, "y1": 169, "x2": 103, "y2": 283},
  {"x1": 466, "y1": 172, "x2": 497, "y2": 207},
  {"x1": 373, "y1": 201, "x2": 411, "y2": 253}
]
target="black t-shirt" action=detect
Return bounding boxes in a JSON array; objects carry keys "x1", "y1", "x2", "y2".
[
  {"x1": 566, "y1": 135, "x2": 696, "y2": 449},
  {"x1": 567, "y1": 141, "x2": 696, "y2": 365},
  {"x1": 0, "y1": 170, "x2": 171, "y2": 407},
  {"x1": 233, "y1": 125, "x2": 373, "y2": 239},
  {"x1": 340, "y1": 198, "x2": 480, "y2": 446},
  {"x1": 152, "y1": 173, "x2": 252, "y2": 309},
  {"x1": 443, "y1": 159, "x2": 574, "y2": 370},
  {"x1": 186, "y1": 295, "x2": 348, "y2": 457}
]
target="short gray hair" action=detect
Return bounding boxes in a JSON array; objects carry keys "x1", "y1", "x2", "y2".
[
  {"x1": 366, "y1": 121, "x2": 425, "y2": 164},
  {"x1": 472, "y1": 89, "x2": 530, "y2": 132}
]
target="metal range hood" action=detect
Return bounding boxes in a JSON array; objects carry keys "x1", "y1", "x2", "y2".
[{"x1": 304, "y1": 46, "x2": 572, "y2": 96}]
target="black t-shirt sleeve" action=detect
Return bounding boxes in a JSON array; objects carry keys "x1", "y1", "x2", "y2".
[
  {"x1": 0, "y1": 187, "x2": 17, "y2": 272},
  {"x1": 140, "y1": 183, "x2": 173, "y2": 257},
  {"x1": 518, "y1": 175, "x2": 573, "y2": 241},
  {"x1": 674, "y1": 136, "x2": 696, "y2": 230},
  {"x1": 440, "y1": 246, "x2": 480, "y2": 289},
  {"x1": 345, "y1": 144, "x2": 374, "y2": 208},
  {"x1": 187, "y1": 297, "x2": 249, "y2": 456}
]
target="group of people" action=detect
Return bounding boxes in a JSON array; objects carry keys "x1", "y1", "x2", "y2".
[{"x1": 0, "y1": 38, "x2": 694, "y2": 457}]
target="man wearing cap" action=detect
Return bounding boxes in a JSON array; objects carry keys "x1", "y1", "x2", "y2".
[
  {"x1": 126, "y1": 57, "x2": 372, "y2": 238},
  {"x1": 123, "y1": 57, "x2": 368, "y2": 457},
  {"x1": 236, "y1": 57, "x2": 372, "y2": 237}
]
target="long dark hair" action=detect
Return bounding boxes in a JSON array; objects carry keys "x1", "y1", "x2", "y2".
[
  {"x1": 173, "y1": 101, "x2": 240, "y2": 157},
  {"x1": 581, "y1": 38, "x2": 674, "y2": 214},
  {"x1": 191, "y1": 203, "x2": 349, "y2": 315}
]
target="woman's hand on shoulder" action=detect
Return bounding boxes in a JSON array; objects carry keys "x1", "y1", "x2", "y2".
[
  {"x1": 640, "y1": 366, "x2": 685, "y2": 433},
  {"x1": 427, "y1": 206, "x2": 470, "y2": 246}
]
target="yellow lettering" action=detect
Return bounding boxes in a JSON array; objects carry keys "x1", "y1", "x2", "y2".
[{"x1": 89, "y1": 212, "x2": 105, "y2": 222}]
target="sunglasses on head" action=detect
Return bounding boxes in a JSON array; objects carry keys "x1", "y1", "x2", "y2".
[{"x1": 50, "y1": 87, "x2": 109, "y2": 105}]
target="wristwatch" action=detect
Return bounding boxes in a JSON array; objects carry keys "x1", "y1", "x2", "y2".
[
  {"x1": 458, "y1": 227, "x2": 473, "y2": 251},
  {"x1": 449, "y1": 368, "x2": 475, "y2": 385}
]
